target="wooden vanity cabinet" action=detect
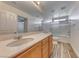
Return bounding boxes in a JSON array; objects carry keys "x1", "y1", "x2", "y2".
[
  {"x1": 16, "y1": 35, "x2": 53, "y2": 58},
  {"x1": 17, "y1": 42, "x2": 42, "y2": 58}
]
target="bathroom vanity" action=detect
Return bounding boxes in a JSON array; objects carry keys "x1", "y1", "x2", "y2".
[
  {"x1": 0, "y1": 32, "x2": 53, "y2": 58},
  {"x1": 16, "y1": 35, "x2": 53, "y2": 58}
]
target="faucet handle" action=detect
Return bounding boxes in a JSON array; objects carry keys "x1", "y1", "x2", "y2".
[{"x1": 18, "y1": 35, "x2": 22, "y2": 39}]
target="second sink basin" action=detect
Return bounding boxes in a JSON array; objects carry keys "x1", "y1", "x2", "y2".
[{"x1": 7, "y1": 38, "x2": 33, "y2": 47}]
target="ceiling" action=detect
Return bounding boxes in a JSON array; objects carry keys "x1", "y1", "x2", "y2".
[{"x1": 3, "y1": 1, "x2": 76, "y2": 19}]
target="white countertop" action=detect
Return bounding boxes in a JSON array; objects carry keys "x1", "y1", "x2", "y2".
[{"x1": 0, "y1": 32, "x2": 51, "y2": 58}]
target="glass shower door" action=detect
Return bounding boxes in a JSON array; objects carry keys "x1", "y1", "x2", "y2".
[{"x1": 51, "y1": 18, "x2": 70, "y2": 37}]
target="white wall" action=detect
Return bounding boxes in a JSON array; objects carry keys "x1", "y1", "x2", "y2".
[
  {"x1": 70, "y1": 20, "x2": 79, "y2": 57},
  {"x1": 69, "y1": 2, "x2": 79, "y2": 57}
]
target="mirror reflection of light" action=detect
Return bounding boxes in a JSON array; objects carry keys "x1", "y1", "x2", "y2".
[
  {"x1": 34, "y1": 22, "x2": 42, "y2": 24},
  {"x1": 37, "y1": 1, "x2": 40, "y2": 5},
  {"x1": 45, "y1": 20, "x2": 52, "y2": 23},
  {"x1": 32, "y1": 1, "x2": 42, "y2": 12},
  {"x1": 69, "y1": 16, "x2": 79, "y2": 20},
  {"x1": 54, "y1": 19, "x2": 66, "y2": 22},
  {"x1": 53, "y1": 14, "x2": 59, "y2": 18}
]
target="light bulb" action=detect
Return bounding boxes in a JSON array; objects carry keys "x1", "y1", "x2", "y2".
[{"x1": 37, "y1": 2, "x2": 40, "y2": 5}]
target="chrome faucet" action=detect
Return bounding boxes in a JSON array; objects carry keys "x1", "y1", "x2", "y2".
[{"x1": 14, "y1": 32, "x2": 22, "y2": 40}]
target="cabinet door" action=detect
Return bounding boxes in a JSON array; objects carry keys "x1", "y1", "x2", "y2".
[
  {"x1": 42, "y1": 38, "x2": 49, "y2": 58},
  {"x1": 42, "y1": 42, "x2": 49, "y2": 58},
  {"x1": 17, "y1": 42, "x2": 42, "y2": 58},
  {"x1": 48, "y1": 35, "x2": 53, "y2": 57}
]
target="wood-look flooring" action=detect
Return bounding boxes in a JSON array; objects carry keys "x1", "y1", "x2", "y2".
[{"x1": 51, "y1": 40, "x2": 78, "y2": 58}]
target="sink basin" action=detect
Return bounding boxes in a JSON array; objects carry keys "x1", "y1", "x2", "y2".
[{"x1": 7, "y1": 38, "x2": 33, "y2": 47}]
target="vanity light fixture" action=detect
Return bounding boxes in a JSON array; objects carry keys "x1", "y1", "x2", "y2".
[
  {"x1": 54, "y1": 19, "x2": 66, "y2": 22},
  {"x1": 33, "y1": 1, "x2": 40, "y2": 5},
  {"x1": 32, "y1": 1, "x2": 42, "y2": 12},
  {"x1": 61, "y1": 6, "x2": 66, "y2": 10},
  {"x1": 37, "y1": 1, "x2": 40, "y2": 5}
]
